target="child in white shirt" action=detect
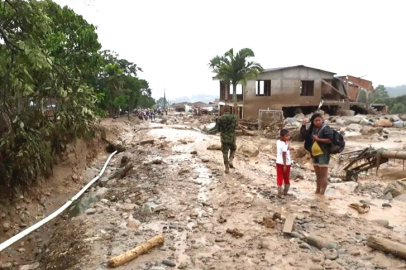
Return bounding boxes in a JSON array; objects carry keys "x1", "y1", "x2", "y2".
[{"x1": 276, "y1": 129, "x2": 294, "y2": 198}]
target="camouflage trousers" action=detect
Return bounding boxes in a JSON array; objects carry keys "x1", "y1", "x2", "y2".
[{"x1": 221, "y1": 139, "x2": 236, "y2": 165}]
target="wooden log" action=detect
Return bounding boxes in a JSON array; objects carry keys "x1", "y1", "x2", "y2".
[
  {"x1": 366, "y1": 236, "x2": 406, "y2": 260},
  {"x1": 108, "y1": 234, "x2": 165, "y2": 267},
  {"x1": 109, "y1": 163, "x2": 133, "y2": 180}
]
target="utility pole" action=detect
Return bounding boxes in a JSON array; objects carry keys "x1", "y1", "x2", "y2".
[{"x1": 163, "y1": 89, "x2": 166, "y2": 110}]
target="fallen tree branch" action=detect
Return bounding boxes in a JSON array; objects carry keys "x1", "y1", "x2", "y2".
[
  {"x1": 109, "y1": 163, "x2": 133, "y2": 180},
  {"x1": 108, "y1": 234, "x2": 165, "y2": 267},
  {"x1": 367, "y1": 236, "x2": 406, "y2": 260}
]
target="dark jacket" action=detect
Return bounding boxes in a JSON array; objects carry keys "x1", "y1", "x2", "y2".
[{"x1": 300, "y1": 124, "x2": 333, "y2": 157}]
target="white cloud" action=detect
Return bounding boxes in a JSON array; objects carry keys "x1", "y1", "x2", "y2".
[{"x1": 55, "y1": 0, "x2": 406, "y2": 99}]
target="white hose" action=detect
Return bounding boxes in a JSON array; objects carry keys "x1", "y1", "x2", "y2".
[{"x1": 0, "y1": 150, "x2": 118, "y2": 252}]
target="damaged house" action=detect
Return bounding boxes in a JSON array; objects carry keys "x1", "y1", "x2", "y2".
[{"x1": 216, "y1": 65, "x2": 371, "y2": 119}]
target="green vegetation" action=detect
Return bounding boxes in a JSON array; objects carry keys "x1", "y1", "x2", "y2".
[
  {"x1": 0, "y1": 0, "x2": 154, "y2": 194},
  {"x1": 370, "y1": 85, "x2": 406, "y2": 114},
  {"x1": 209, "y1": 48, "x2": 263, "y2": 118}
]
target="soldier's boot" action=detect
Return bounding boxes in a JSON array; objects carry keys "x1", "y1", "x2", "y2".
[
  {"x1": 229, "y1": 151, "x2": 236, "y2": 168},
  {"x1": 277, "y1": 186, "x2": 282, "y2": 198},
  {"x1": 283, "y1": 185, "x2": 290, "y2": 196},
  {"x1": 224, "y1": 162, "x2": 230, "y2": 174}
]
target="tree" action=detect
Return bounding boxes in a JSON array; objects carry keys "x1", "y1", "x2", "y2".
[
  {"x1": 0, "y1": 0, "x2": 101, "y2": 192},
  {"x1": 373, "y1": 85, "x2": 389, "y2": 99},
  {"x1": 209, "y1": 48, "x2": 263, "y2": 118},
  {"x1": 155, "y1": 97, "x2": 168, "y2": 109}
]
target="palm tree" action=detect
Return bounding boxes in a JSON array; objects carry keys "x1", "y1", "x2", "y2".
[{"x1": 209, "y1": 48, "x2": 263, "y2": 118}]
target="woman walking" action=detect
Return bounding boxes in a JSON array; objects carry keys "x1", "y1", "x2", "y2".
[{"x1": 300, "y1": 113, "x2": 333, "y2": 195}]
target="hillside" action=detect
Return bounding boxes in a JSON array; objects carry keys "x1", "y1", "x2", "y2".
[
  {"x1": 387, "y1": 85, "x2": 406, "y2": 97},
  {"x1": 169, "y1": 94, "x2": 218, "y2": 104}
]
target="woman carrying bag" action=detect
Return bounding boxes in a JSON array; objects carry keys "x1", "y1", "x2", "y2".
[{"x1": 300, "y1": 113, "x2": 333, "y2": 195}]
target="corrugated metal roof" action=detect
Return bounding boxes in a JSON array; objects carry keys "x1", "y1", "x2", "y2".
[{"x1": 262, "y1": 65, "x2": 336, "y2": 75}]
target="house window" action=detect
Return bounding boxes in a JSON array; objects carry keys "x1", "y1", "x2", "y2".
[
  {"x1": 256, "y1": 80, "x2": 271, "y2": 96},
  {"x1": 301, "y1": 80, "x2": 314, "y2": 96}
]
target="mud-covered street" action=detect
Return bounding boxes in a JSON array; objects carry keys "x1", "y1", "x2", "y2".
[{"x1": 2, "y1": 115, "x2": 406, "y2": 270}]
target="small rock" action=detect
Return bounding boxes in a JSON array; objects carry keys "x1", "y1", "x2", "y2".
[
  {"x1": 350, "y1": 249, "x2": 361, "y2": 256},
  {"x1": 19, "y1": 262, "x2": 40, "y2": 270},
  {"x1": 19, "y1": 223, "x2": 27, "y2": 228},
  {"x1": 1, "y1": 262, "x2": 13, "y2": 270},
  {"x1": 382, "y1": 203, "x2": 392, "y2": 208},
  {"x1": 190, "y1": 151, "x2": 197, "y2": 155},
  {"x1": 290, "y1": 232, "x2": 301, "y2": 239},
  {"x1": 85, "y1": 208, "x2": 96, "y2": 215},
  {"x1": 323, "y1": 249, "x2": 339, "y2": 260},
  {"x1": 373, "y1": 219, "x2": 389, "y2": 227},
  {"x1": 177, "y1": 262, "x2": 188, "y2": 269},
  {"x1": 162, "y1": 260, "x2": 176, "y2": 267},
  {"x1": 121, "y1": 203, "x2": 136, "y2": 212},
  {"x1": 71, "y1": 173, "x2": 79, "y2": 181},
  {"x1": 18, "y1": 248, "x2": 26, "y2": 253},
  {"x1": 2, "y1": 222, "x2": 11, "y2": 232},
  {"x1": 127, "y1": 220, "x2": 141, "y2": 229}
]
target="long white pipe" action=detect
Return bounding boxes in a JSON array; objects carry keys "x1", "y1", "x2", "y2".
[{"x1": 0, "y1": 150, "x2": 118, "y2": 252}]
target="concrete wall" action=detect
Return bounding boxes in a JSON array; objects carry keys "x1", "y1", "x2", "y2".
[{"x1": 243, "y1": 67, "x2": 335, "y2": 118}]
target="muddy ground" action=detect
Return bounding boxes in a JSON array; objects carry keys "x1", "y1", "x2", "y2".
[{"x1": 1, "y1": 115, "x2": 406, "y2": 270}]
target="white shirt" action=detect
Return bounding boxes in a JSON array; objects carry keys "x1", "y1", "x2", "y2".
[{"x1": 276, "y1": 140, "x2": 291, "y2": 165}]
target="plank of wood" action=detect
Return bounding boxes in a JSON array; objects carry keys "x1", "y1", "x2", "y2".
[
  {"x1": 283, "y1": 214, "x2": 295, "y2": 234},
  {"x1": 367, "y1": 236, "x2": 406, "y2": 260}
]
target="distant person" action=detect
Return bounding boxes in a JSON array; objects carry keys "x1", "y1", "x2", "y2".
[
  {"x1": 276, "y1": 129, "x2": 294, "y2": 198},
  {"x1": 216, "y1": 106, "x2": 236, "y2": 174},
  {"x1": 300, "y1": 113, "x2": 333, "y2": 195},
  {"x1": 165, "y1": 110, "x2": 168, "y2": 116}
]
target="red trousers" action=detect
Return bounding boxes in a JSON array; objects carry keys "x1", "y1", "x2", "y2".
[{"x1": 276, "y1": 163, "x2": 291, "y2": 186}]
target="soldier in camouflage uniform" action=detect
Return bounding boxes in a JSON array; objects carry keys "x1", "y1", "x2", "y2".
[{"x1": 216, "y1": 106, "x2": 237, "y2": 173}]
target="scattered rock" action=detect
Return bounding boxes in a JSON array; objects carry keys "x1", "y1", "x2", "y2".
[
  {"x1": 272, "y1": 212, "x2": 282, "y2": 221},
  {"x1": 19, "y1": 223, "x2": 27, "y2": 228},
  {"x1": 238, "y1": 142, "x2": 259, "y2": 157},
  {"x1": 394, "y1": 194, "x2": 406, "y2": 202},
  {"x1": 393, "y1": 120, "x2": 404, "y2": 128},
  {"x1": 71, "y1": 173, "x2": 79, "y2": 181},
  {"x1": 290, "y1": 169, "x2": 304, "y2": 180},
  {"x1": 324, "y1": 249, "x2": 339, "y2": 260},
  {"x1": 382, "y1": 203, "x2": 392, "y2": 208},
  {"x1": 1, "y1": 262, "x2": 13, "y2": 270},
  {"x1": 373, "y1": 219, "x2": 389, "y2": 227},
  {"x1": 226, "y1": 228, "x2": 244, "y2": 238},
  {"x1": 177, "y1": 262, "x2": 188, "y2": 269},
  {"x1": 383, "y1": 180, "x2": 406, "y2": 198},
  {"x1": 85, "y1": 208, "x2": 96, "y2": 215},
  {"x1": 217, "y1": 215, "x2": 227, "y2": 224},
  {"x1": 143, "y1": 202, "x2": 159, "y2": 213},
  {"x1": 375, "y1": 119, "x2": 393, "y2": 127},
  {"x1": 19, "y1": 262, "x2": 40, "y2": 270},
  {"x1": 127, "y1": 220, "x2": 141, "y2": 229},
  {"x1": 360, "y1": 126, "x2": 383, "y2": 135},
  {"x1": 346, "y1": 124, "x2": 362, "y2": 132},
  {"x1": 263, "y1": 217, "x2": 275, "y2": 228},
  {"x1": 190, "y1": 150, "x2": 197, "y2": 155},
  {"x1": 162, "y1": 260, "x2": 176, "y2": 267},
  {"x1": 95, "y1": 187, "x2": 108, "y2": 200},
  {"x1": 2, "y1": 222, "x2": 11, "y2": 232},
  {"x1": 207, "y1": 144, "x2": 221, "y2": 150}
]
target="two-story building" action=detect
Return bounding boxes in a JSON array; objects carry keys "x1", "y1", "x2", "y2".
[{"x1": 216, "y1": 65, "x2": 352, "y2": 119}]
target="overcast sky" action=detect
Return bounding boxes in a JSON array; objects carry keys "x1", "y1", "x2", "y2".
[{"x1": 55, "y1": 0, "x2": 406, "y2": 100}]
